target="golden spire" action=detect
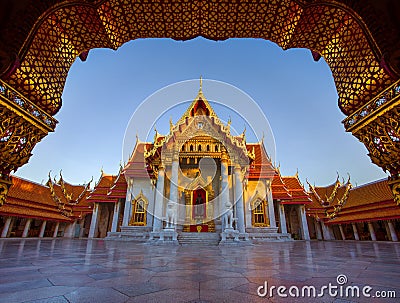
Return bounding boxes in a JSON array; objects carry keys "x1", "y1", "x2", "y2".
[
  {"x1": 47, "y1": 171, "x2": 52, "y2": 185},
  {"x1": 169, "y1": 116, "x2": 173, "y2": 133},
  {"x1": 199, "y1": 75, "x2": 203, "y2": 92},
  {"x1": 59, "y1": 169, "x2": 63, "y2": 184}
]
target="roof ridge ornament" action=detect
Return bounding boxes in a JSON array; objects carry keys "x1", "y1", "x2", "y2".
[
  {"x1": 169, "y1": 117, "x2": 173, "y2": 133},
  {"x1": 47, "y1": 170, "x2": 52, "y2": 186}
]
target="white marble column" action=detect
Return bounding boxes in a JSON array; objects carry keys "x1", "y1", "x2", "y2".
[
  {"x1": 22, "y1": 218, "x2": 32, "y2": 238},
  {"x1": 387, "y1": 221, "x2": 398, "y2": 242},
  {"x1": 368, "y1": 222, "x2": 377, "y2": 241},
  {"x1": 168, "y1": 156, "x2": 179, "y2": 228},
  {"x1": 352, "y1": 223, "x2": 360, "y2": 240},
  {"x1": 297, "y1": 205, "x2": 310, "y2": 240},
  {"x1": 64, "y1": 221, "x2": 76, "y2": 238},
  {"x1": 314, "y1": 220, "x2": 323, "y2": 240},
  {"x1": 339, "y1": 224, "x2": 346, "y2": 240},
  {"x1": 111, "y1": 200, "x2": 121, "y2": 232},
  {"x1": 39, "y1": 221, "x2": 47, "y2": 238},
  {"x1": 153, "y1": 165, "x2": 165, "y2": 232},
  {"x1": 321, "y1": 221, "x2": 331, "y2": 240},
  {"x1": 278, "y1": 202, "x2": 287, "y2": 233},
  {"x1": 88, "y1": 203, "x2": 100, "y2": 238},
  {"x1": 122, "y1": 182, "x2": 133, "y2": 226},
  {"x1": 1, "y1": 217, "x2": 13, "y2": 238},
  {"x1": 245, "y1": 193, "x2": 252, "y2": 229},
  {"x1": 266, "y1": 181, "x2": 276, "y2": 228},
  {"x1": 147, "y1": 190, "x2": 155, "y2": 228},
  {"x1": 169, "y1": 157, "x2": 179, "y2": 203},
  {"x1": 52, "y1": 222, "x2": 60, "y2": 238},
  {"x1": 234, "y1": 164, "x2": 245, "y2": 233},
  {"x1": 79, "y1": 219, "x2": 85, "y2": 238},
  {"x1": 219, "y1": 152, "x2": 232, "y2": 231}
]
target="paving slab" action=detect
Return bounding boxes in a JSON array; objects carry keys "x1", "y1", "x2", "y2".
[{"x1": 0, "y1": 239, "x2": 398, "y2": 302}]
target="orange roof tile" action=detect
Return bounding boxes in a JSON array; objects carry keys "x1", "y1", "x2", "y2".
[
  {"x1": 307, "y1": 178, "x2": 398, "y2": 224},
  {"x1": 325, "y1": 179, "x2": 398, "y2": 224},
  {"x1": 282, "y1": 176, "x2": 312, "y2": 204},
  {"x1": 125, "y1": 142, "x2": 154, "y2": 178},
  {"x1": 87, "y1": 174, "x2": 117, "y2": 203},
  {"x1": 8, "y1": 177, "x2": 55, "y2": 206},
  {"x1": 272, "y1": 173, "x2": 292, "y2": 201},
  {"x1": 0, "y1": 205, "x2": 70, "y2": 221},
  {"x1": 1, "y1": 176, "x2": 73, "y2": 221},
  {"x1": 246, "y1": 143, "x2": 275, "y2": 180},
  {"x1": 344, "y1": 179, "x2": 394, "y2": 208},
  {"x1": 108, "y1": 171, "x2": 127, "y2": 199}
]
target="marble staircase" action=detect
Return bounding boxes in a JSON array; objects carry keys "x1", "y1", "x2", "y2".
[
  {"x1": 246, "y1": 227, "x2": 292, "y2": 242},
  {"x1": 106, "y1": 226, "x2": 150, "y2": 241},
  {"x1": 178, "y1": 232, "x2": 221, "y2": 245}
]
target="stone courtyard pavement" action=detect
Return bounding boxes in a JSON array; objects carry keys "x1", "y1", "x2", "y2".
[{"x1": 0, "y1": 239, "x2": 399, "y2": 303}]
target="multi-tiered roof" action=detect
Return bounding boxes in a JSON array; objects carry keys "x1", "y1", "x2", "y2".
[
  {"x1": 307, "y1": 177, "x2": 399, "y2": 224},
  {"x1": 1, "y1": 173, "x2": 93, "y2": 222}
]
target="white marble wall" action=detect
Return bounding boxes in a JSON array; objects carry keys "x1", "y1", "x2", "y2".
[
  {"x1": 244, "y1": 180, "x2": 268, "y2": 228},
  {"x1": 122, "y1": 177, "x2": 155, "y2": 227}
]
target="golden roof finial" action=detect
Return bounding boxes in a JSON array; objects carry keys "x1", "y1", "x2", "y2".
[
  {"x1": 261, "y1": 131, "x2": 265, "y2": 143},
  {"x1": 100, "y1": 166, "x2": 104, "y2": 175},
  {"x1": 347, "y1": 172, "x2": 351, "y2": 184},
  {"x1": 199, "y1": 75, "x2": 203, "y2": 92},
  {"x1": 47, "y1": 170, "x2": 52, "y2": 185}
]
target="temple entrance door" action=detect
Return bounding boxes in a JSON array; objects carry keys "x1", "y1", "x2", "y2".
[
  {"x1": 192, "y1": 187, "x2": 207, "y2": 220},
  {"x1": 190, "y1": 187, "x2": 208, "y2": 232},
  {"x1": 189, "y1": 187, "x2": 209, "y2": 232}
]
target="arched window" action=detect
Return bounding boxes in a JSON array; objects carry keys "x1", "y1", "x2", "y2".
[
  {"x1": 181, "y1": 145, "x2": 185, "y2": 152},
  {"x1": 207, "y1": 144, "x2": 210, "y2": 152},
  {"x1": 215, "y1": 145, "x2": 218, "y2": 152},
  {"x1": 198, "y1": 144, "x2": 201, "y2": 151},
  {"x1": 252, "y1": 199, "x2": 269, "y2": 227},
  {"x1": 129, "y1": 193, "x2": 148, "y2": 226},
  {"x1": 190, "y1": 144, "x2": 193, "y2": 151}
]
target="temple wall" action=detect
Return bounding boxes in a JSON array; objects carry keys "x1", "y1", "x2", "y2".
[
  {"x1": 130, "y1": 178, "x2": 155, "y2": 228},
  {"x1": 244, "y1": 179, "x2": 267, "y2": 227}
]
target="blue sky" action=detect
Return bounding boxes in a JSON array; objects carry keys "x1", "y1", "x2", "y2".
[{"x1": 16, "y1": 37, "x2": 387, "y2": 187}]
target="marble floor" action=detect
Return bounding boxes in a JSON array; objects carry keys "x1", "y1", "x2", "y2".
[{"x1": 0, "y1": 239, "x2": 399, "y2": 303}]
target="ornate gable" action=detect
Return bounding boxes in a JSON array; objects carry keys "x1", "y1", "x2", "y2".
[{"x1": 145, "y1": 84, "x2": 251, "y2": 166}]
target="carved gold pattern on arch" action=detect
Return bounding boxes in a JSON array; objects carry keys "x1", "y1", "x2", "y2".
[
  {"x1": 352, "y1": 105, "x2": 400, "y2": 204},
  {"x1": 0, "y1": 107, "x2": 47, "y2": 180},
  {"x1": 3, "y1": 0, "x2": 394, "y2": 116}
]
